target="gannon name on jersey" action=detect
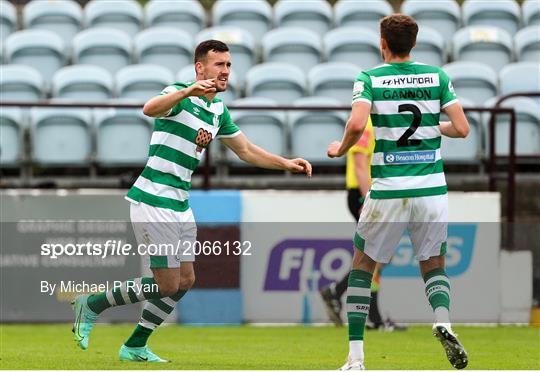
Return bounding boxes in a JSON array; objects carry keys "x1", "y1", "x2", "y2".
[{"x1": 382, "y1": 89, "x2": 433, "y2": 99}]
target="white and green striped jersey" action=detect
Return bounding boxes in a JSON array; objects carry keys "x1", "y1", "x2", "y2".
[
  {"x1": 352, "y1": 61, "x2": 458, "y2": 199},
  {"x1": 126, "y1": 82, "x2": 241, "y2": 212}
]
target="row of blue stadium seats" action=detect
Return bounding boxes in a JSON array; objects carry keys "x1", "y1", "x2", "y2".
[
  {"x1": 2, "y1": 61, "x2": 539, "y2": 107},
  {"x1": 1, "y1": 0, "x2": 539, "y2": 43},
  {"x1": 1, "y1": 96, "x2": 539, "y2": 168},
  {"x1": 2, "y1": 24, "x2": 539, "y2": 81}
]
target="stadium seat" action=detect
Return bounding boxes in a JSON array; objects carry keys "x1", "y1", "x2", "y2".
[
  {"x1": 134, "y1": 27, "x2": 194, "y2": 75},
  {"x1": 0, "y1": 0, "x2": 17, "y2": 41},
  {"x1": 0, "y1": 65, "x2": 45, "y2": 101},
  {"x1": 73, "y1": 28, "x2": 132, "y2": 74},
  {"x1": 196, "y1": 27, "x2": 256, "y2": 84},
  {"x1": 115, "y1": 64, "x2": 173, "y2": 102},
  {"x1": 452, "y1": 26, "x2": 513, "y2": 73},
  {"x1": 212, "y1": 0, "x2": 272, "y2": 40},
  {"x1": 245, "y1": 63, "x2": 307, "y2": 104},
  {"x1": 308, "y1": 62, "x2": 360, "y2": 104},
  {"x1": 93, "y1": 107, "x2": 153, "y2": 166},
  {"x1": 289, "y1": 97, "x2": 348, "y2": 163},
  {"x1": 52, "y1": 65, "x2": 113, "y2": 101},
  {"x1": 0, "y1": 107, "x2": 25, "y2": 166},
  {"x1": 274, "y1": 0, "x2": 333, "y2": 36},
  {"x1": 523, "y1": 0, "x2": 540, "y2": 26},
  {"x1": 176, "y1": 65, "x2": 196, "y2": 83},
  {"x1": 145, "y1": 0, "x2": 206, "y2": 35},
  {"x1": 226, "y1": 97, "x2": 287, "y2": 163},
  {"x1": 261, "y1": 27, "x2": 323, "y2": 71},
  {"x1": 324, "y1": 27, "x2": 380, "y2": 69},
  {"x1": 5, "y1": 30, "x2": 66, "y2": 84},
  {"x1": 84, "y1": 0, "x2": 143, "y2": 35},
  {"x1": 499, "y1": 62, "x2": 540, "y2": 106},
  {"x1": 412, "y1": 26, "x2": 446, "y2": 66},
  {"x1": 23, "y1": 0, "x2": 83, "y2": 46},
  {"x1": 440, "y1": 97, "x2": 482, "y2": 162},
  {"x1": 30, "y1": 107, "x2": 92, "y2": 165},
  {"x1": 442, "y1": 61, "x2": 498, "y2": 106},
  {"x1": 176, "y1": 65, "x2": 241, "y2": 105},
  {"x1": 462, "y1": 0, "x2": 521, "y2": 36},
  {"x1": 334, "y1": 0, "x2": 393, "y2": 31},
  {"x1": 401, "y1": 0, "x2": 461, "y2": 41},
  {"x1": 515, "y1": 26, "x2": 540, "y2": 62},
  {"x1": 484, "y1": 97, "x2": 540, "y2": 156}
]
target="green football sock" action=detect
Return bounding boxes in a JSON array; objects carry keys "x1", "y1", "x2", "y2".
[
  {"x1": 347, "y1": 269, "x2": 373, "y2": 341},
  {"x1": 423, "y1": 268, "x2": 451, "y2": 320},
  {"x1": 124, "y1": 290, "x2": 188, "y2": 347},
  {"x1": 86, "y1": 277, "x2": 162, "y2": 314}
]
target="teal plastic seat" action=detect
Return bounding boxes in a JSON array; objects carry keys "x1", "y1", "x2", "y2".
[
  {"x1": 289, "y1": 97, "x2": 348, "y2": 164},
  {"x1": 134, "y1": 27, "x2": 193, "y2": 75},
  {"x1": 145, "y1": 0, "x2": 206, "y2": 35},
  {"x1": 94, "y1": 106, "x2": 153, "y2": 166},
  {"x1": 262, "y1": 27, "x2": 323, "y2": 71},
  {"x1": 443, "y1": 61, "x2": 498, "y2": 106},
  {"x1": 52, "y1": 65, "x2": 113, "y2": 101},
  {"x1": 5, "y1": 29, "x2": 66, "y2": 84},
  {"x1": 115, "y1": 64, "x2": 173, "y2": 102},
  {"x1": 30, "y1": 107, "x2": 92, "y2": 166},
  {"x1": 245, "y1": 62, "x2": 307, "y2": 104},
  {"x1": 85, "y1": 0, "x2": 143, "y2": 35},
  {"x1": 73, "y1": 27, "x2": 132, "y2": 74},
  {"x1": 308, "y1": 62, "x2": 360, "y2": 104}
]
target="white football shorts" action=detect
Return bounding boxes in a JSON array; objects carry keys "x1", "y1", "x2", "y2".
[
  {"x1": 130, "y1": 202, "x2": 197, "y2": 268},
  {"x1": 354, "y1": 193, "x2": 448, "y2": 263}
]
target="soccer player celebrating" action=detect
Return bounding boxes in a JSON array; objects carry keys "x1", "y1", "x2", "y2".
[
  {"x1": 327, "y1": 15, "x2": 470, "y2": 370},
  {"x1": 72, "y1": 40, "x2": 312, "y2": 362}
]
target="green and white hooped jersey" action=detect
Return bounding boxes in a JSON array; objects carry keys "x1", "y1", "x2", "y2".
[
  {"x1": 352, "y1": 61, "x2": 458, "y2": 199},
  {"x1": 126, "y1": 82, "x2": 241, "y2": 212}
]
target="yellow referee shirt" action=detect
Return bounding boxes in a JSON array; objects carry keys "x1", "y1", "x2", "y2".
[{"x1": 346, "y1": 119, "x2": 375, "y2": 190}]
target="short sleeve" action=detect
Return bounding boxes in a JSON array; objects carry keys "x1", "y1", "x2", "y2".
[
  {"x1": 439, "y1": 69, "x2": 459, "y2": 109},
  {"x1": 216, "y1": 106, "x2": 241, "y2": 139},
  {"x1": 352, "y1": 72, "x2": 373, "y2": 106},
  {"x1": 159, "y1": 83, "x2": 189, "y2": 117}
]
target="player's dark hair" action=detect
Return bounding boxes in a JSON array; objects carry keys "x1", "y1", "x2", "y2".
[
  {"x1": 194, "y1": 40, "x2": 230, "y2": 63},
  {"x1": 380, "y1": 14, "x2": 418, "y2": 57}
]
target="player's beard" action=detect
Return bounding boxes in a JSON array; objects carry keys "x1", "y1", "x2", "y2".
[{"x1": 215, "y1": 77, "x2": 228, "y2": 92}]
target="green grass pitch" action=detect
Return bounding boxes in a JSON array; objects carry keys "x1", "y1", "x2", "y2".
[{"x1": 0, "y1": 324, "x2": 538, "y2": 369}]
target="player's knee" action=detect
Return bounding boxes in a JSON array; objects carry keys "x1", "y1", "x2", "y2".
[
  {"x1": 157, "y1": 281, "x2": 180, "y2": 297},
  {"x1": 179, "y1": 272, "x2": 195, "y2": 290},
  {"x1": 352, "y1": 250, "x2": 377, "y2": 273}
]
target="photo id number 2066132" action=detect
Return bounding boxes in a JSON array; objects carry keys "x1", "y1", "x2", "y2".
[{"x1": 182, "y1": 240, "x2": 252, "y2": 256}]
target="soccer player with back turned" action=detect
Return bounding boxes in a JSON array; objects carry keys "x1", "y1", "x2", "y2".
[
  {"x1": 327, "y1": 15, "x2": 470, "y2": 370},
  {"x1": 71, "y1": 40, "x2": 312, "y2": 363}
]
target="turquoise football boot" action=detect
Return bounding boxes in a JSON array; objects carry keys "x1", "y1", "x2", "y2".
[
  {"x1": 71, "y1": 294, "x2": 100, "y2": 350},
  {"x1": 119, "y1": 344, "x2": 170, "y2": 362}
]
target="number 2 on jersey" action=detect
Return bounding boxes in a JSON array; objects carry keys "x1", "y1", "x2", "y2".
[{"x1": 397, "y1": 104, "x2": 422, "y2": 147}]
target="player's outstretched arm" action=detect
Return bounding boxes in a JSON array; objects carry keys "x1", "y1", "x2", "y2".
[
  {"x1": 327, "y1": 101, "x2": 370, "y2": 158},
  {"x1": 142, "y1": 79, "x2": 217, "y2": 117},
  {"x1": 440, "y1": 102, "x2": 470, "y2": 138},
  {"x1": 221, "y1": 133, "x2": 312, "y2": 177}
]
